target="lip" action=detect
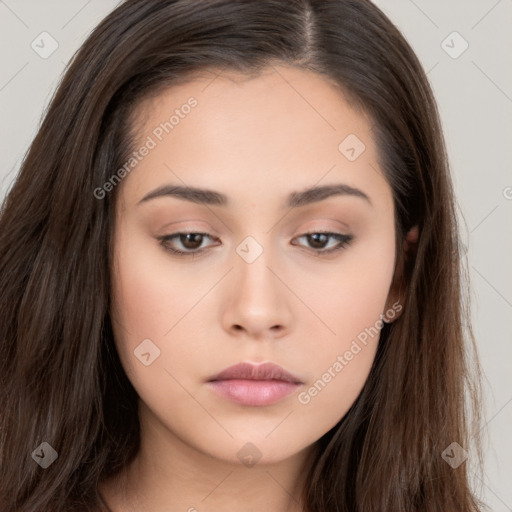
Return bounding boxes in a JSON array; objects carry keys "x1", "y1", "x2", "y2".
[
  {"x1": 206, "y1": 362, "x2": 303, "y2": 406},
  {"x1": 208, "y1": 361, "x2": 303, "y2": 383}
]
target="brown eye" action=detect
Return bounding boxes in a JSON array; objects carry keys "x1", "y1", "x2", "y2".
[
  {"x1": 292, "y1": 232, "x2": 353, "y2": 254},
  {"x1": 158, "y1": 232, "x2": 218, "y2": 256},
  {"x1": 158, "y1": 231, "x2": 353, "y2": 258},
  {"x1": 179, "y1": 233, "x2": 204, "y2": 250},
  {"x1": 307, "y1": 233, "x2": 330, "y2": 249}
]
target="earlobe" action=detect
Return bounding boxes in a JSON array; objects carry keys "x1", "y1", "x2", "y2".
[{"x1": 383, "y1": 225, "x2": 419, "y2": 323}]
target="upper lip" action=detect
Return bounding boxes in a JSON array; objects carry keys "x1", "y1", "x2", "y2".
[{"x1": 207, "y1": 362, "x2": 303, "y2": 384}]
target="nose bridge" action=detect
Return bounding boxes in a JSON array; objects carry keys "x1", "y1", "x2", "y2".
[
  {"x1": 234, "y1": 233, "x2": 279, "y2": 301},
  {"x1": 222, "y1": 232, "x2": 292, "y2": 337}
]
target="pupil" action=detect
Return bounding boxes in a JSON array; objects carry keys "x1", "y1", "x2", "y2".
[
  {"x1": 309, "y1": 233, "x2": 327, "y2": 249},
  {"x1": 181, "y1": 233, "x2": 202, "y2": 249}
]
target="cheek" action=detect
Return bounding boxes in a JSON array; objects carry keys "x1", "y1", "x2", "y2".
[
  {"x1": 293, "y1": 235, "x2": 395, "y2": 422},
  {"x1": 292, "y1": 309, "x2": 383, "y2": 436},
  {"x1": 110, "y1": 228, "x2": 191, "y2": 340},
  {"x1": 297, "y1": 231, "x2": 395, "y2": 343},
  {"x1": 109, "y1": 225, "x2": 218, "y2": 392},
  {"x1": 109, "y1": 227, "x2": 179, "y2": 382}
]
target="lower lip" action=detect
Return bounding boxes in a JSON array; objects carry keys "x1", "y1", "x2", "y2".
[{"x1": 207, "y1": 379, "x2": 301, "y2": 406}]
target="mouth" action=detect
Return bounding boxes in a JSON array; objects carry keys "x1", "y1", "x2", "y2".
[
  {"x1": 207, "y1": 361, "x2": 303, "y2": 383},
  {"x1": 206, "y1": 361, "x2": 303, "y2": 406}
]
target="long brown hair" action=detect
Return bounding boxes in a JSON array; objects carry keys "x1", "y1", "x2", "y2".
[{"x1": 0, "y1": 1, "x2": 486, "y2": 510}]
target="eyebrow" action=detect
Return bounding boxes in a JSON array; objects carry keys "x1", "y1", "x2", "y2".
[{"x1": 137, "y1": 183, "x2": 372, "y2": 208}]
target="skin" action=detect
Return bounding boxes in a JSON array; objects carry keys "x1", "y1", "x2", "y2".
[{"x1": 99, "y1": 64, "x2": 415, "y2": 512}]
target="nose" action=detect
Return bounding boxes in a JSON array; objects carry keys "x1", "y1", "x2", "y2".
[{"x1": 221, "y1": 243, "x2": 293, "y2": 340}]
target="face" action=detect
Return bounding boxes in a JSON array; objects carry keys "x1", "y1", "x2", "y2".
[{"x1": 110, "y1": 64, "x2": 400, "y2": 467}]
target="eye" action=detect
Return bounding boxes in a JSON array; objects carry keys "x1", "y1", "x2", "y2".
[
  {"x1": 292, "y1": 231, "x2": 353, "y2": 254},
  {"x1": 158, "y1": 230, "x2": 353, "y2": 258},
  {"x1": 158, "y1": 232, "x2": 219, "y2": 256}
]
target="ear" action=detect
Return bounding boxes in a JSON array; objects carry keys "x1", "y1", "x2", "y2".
[{"x1": 383, "y1": 225, "x2": 419, "y2": 323}]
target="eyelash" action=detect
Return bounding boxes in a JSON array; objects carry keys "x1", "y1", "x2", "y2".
[{"x1": 157, "y1": 230, "x2": 353, "y2": 257}]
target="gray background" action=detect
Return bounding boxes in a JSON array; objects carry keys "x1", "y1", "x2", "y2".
[{"x1": 1, "y1": 1, "x2": 511, "y2": 509}]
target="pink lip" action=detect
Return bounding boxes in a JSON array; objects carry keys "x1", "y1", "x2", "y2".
[{"x1": 206, "y1": 362, "x2": 303, "y2": 406}]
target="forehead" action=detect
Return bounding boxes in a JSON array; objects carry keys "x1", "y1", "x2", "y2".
[{"x1": 118, "y1": 65, "x2": 388, "y2": 210}]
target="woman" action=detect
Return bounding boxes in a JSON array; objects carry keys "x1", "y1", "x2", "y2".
[{"x1": 0, "y1": 0, "x2": 486, "y2": 510}]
